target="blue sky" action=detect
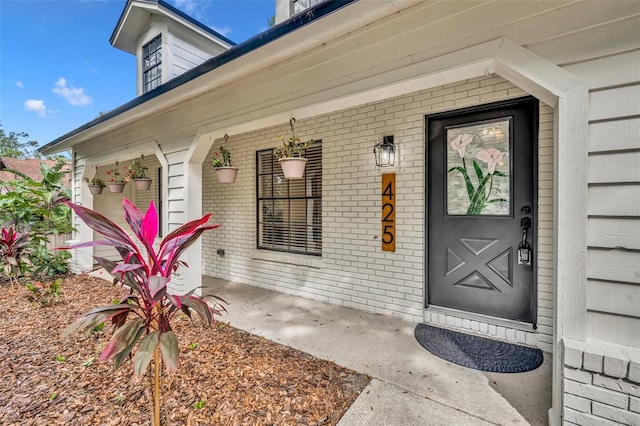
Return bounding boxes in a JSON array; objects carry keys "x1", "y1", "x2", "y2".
[{"x1": 0, "y1": 0, "x2": 274, "y2": 149}]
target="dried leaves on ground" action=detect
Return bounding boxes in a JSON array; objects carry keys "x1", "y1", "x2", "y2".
[{"x1": 0, "y1": 275, "x2": 369, "y2": 425}]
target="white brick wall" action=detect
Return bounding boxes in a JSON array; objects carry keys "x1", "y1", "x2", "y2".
[
  {"x1": 201, "y1": 75, "x2": 554, "y2": 348},
  {"x1": 563, "y1": 338, "x2": 640, "y2": 425},
  {"x1": 425, "y1": 309, "x2": 539, "y2": 347}
]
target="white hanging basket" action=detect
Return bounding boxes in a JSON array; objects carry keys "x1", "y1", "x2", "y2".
[
  {"x1": 279, "y1": 158, "x2": 307, "y2": 179},
  {"x1": 107, "y1": 182, "x2": 126, "y2": 193},
  {"x1": 214, "y1": 167, "x2": 239, "y2": 184},
  {"x1": 88, "y1": 185, "x2": 104, "y2": 195},
  {"x1": 134, "y1": 178, "x2": 152, "y2": 190}
]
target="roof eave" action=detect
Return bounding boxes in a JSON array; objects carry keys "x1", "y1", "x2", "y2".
[{"x1": 110, "y1": 0, "x2": 235, "y2": 54}]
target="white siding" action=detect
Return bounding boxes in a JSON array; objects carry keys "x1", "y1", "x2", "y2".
[
  {"x1": 163, "y1": 147, "x2": 189, "y2": 293},
  {"x1": 167, "y1": 24, "x2": 228, "y2": 80},
  {"x1": 169, "y1": 37, "x2": 221, "y2": 78},
  {"x1": 72, "y1": 158, "x2": 84, "y2": 206},
  {"x1": 564, "y1": 50, "x2": 640, "y2": 348}
]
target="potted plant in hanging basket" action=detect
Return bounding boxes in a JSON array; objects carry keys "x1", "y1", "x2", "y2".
[
  {"x1": 128, "y1": 157, "x2": 152, "y2": 190},
  {"x1": 274, "y1": 118, "x2": 313, "y2": 179},
  {"x1": 211, "y1": 145, "x2": 238, "y2": 184},
  {"x1": 83, "y1": 176, "x2": 106, "y2": 195},
  {"x1": 106, "y1": 164, "x2": 127, "y2": 193}
]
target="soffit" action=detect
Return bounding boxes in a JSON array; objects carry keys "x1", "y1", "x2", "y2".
[{"x1": 111, "y1": 2, "x2": 156, "y2": 54}]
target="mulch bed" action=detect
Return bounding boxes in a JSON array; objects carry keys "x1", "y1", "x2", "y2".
[{"x1": 0, "y1": 275, "x2": 369, "y2": 425}]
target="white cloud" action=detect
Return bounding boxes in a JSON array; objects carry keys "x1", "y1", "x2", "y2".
[
  {"x1": 15, "y1": 81, "x2": 24, "y2": 89},
  {"x1": 24, "y1": 99, "x2": 47, "y2": 117},
  {"x1": 212, "y1": 24, "x2": 232, "y2": 37},
  {"x1": 52, "y1": 77, "x2": 92, "y2": 106},
  {"x1": 173, "y1": 0, "x2": 197, "y2": 13}
]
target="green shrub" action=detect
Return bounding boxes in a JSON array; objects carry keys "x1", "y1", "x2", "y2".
[{"x1": 25, "y1": 278, "x2": 62, "y2": 305}]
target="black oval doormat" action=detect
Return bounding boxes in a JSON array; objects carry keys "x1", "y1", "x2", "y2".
[{"x1": 414, "y1": 323, "x2": 543, "y2": 373}]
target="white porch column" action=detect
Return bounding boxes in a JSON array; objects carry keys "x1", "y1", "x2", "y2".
[
  {"x1": 182, "y1": 133, "x2": 220, "y2": 295},
  {"x1": 495, "y1": 39, "x2": 589, "y2": 425},
  {"x1": 74, "y1": 154, "x2": 95, "y2": 272},
  {"x1": 550, "y1": 87, "x2": 589, "y2": 425}
]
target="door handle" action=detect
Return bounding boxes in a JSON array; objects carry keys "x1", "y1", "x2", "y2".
[{"x1": 518, "y1": 217, "x2": 532, "y2": 266}]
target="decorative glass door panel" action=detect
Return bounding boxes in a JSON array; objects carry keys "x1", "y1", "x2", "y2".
[
  {"x1": 427, "y1": 97, "x2": 538, "y2": 324},
  {"x1": 446, "y1": 119, "x2": 511, "y2": 216}
]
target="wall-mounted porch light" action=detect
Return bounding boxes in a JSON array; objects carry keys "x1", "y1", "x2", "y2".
[{"x1": 373, "y1": 135, "x2": 396, "y2": 167}]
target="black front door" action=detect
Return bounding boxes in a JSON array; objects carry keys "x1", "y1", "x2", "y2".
[{"x1": 427, "y1": 97, "x2": 538, "y2": 323}]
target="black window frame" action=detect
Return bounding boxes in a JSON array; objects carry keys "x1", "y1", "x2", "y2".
[
  {"x1": 256, "y1": 143, "x2": 322, "y2": 256},
  {"x1": 142, "y1": 34, "x2": 162, "y2": 94},
  {"x1": 292, "y1": 0, "x2": 325, "y2": 15}
]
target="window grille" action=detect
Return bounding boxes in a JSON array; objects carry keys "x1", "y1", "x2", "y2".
[
  {"x1": 292, "y1": 0, "x2": 325, "y2": 15},
  {"x1": 142, "y1": 35, "x2": 162, "y2": 93},
  {"x1": 256, "y1": 143, "x2": 322, "y2": 255}
]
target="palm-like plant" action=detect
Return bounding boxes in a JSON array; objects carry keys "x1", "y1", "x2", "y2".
[
  {"x1": 63, "y1": 199, "x2": 225, "y2": 425},
  {"x1": 0, "y1": 227, "x2": 30, "y2": 288}
]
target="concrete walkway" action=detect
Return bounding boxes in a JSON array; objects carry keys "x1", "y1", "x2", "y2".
[{"x1": 203, "y1": 277, "x2": 551, "y2": 425}]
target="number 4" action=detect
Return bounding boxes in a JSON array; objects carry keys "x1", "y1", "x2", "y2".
[{"x1": 382, "y1": 182, "x2": 394, "y2": 200}]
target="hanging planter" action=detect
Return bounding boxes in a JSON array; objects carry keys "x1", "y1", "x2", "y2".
[
  {"x1": 88, "y1": 185, "x2": 104, "y2": 195},
  {"x1": 107, "y1": 182, "x2": 126, "y2": 193},
  {"x1": 128, "y1": 156, "x2": 152, "y2": 190},
  {"x1": 83, "y1": 170, "x2": 106, "y2": 195},
  {"x1": 274, "y1": 118, "x2": 313, "y2": 180},
  {"x1": 214, "y1": 167, "x2": 238, "y2": 184},
  {"x1": 211, "y1": 136, "x2": 238, "y2": 184},
  {"x1": 133, "y1": 178, "x2": 152, "y2": 191},
  {"x1": 106, "y1": 162, "x2": 128, "y2": 193},
  {"x1": 278, "y1": 158, "x2": 307, "y2": 179}
]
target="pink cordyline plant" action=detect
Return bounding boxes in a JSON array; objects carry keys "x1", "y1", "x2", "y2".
[
  {"x1": 0, "y1": 227, "x2": 30, "y2": 288},
  {"x1": 63, "y1": 199, "x2": 225, "y2": 425}
]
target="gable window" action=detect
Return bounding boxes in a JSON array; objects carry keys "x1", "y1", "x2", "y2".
[
  {"x1": 257, "y1": 143, "x2": 322, "y2": 255},
  {"x1": 293, "y1": 0, "x2": 325, "y2": 15},
  {"x1": 142, "y1": 34, "x2": 162, "y2": 93}
]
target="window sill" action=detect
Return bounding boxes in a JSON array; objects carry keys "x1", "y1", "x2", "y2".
[{"x1": 251, "y1": 250, "x2": 322, "y2": 269}]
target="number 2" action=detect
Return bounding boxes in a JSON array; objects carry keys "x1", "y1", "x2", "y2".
[{"x1": 382, "y1": 204, "x2": 394, "y2": 222}]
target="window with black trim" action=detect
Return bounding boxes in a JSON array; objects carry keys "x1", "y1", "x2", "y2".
[
  {"x1": 257, "y1": 143, "x2": 322, "y2": 255},
  {"x1": 292, "y1": 0, "x2": 325, "y2": 15},
  {"x1": 142, "y1": 35, "x2": 162, "y2": 93}
]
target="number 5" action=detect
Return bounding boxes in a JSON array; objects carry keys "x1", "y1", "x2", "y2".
[{"x1": 382, "y1": 224, "x2": 394, "y2": 244}]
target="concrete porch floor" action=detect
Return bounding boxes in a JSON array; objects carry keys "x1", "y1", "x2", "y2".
[{"x1": 203, "y1": 276, "x2": 552, "y2": 425}]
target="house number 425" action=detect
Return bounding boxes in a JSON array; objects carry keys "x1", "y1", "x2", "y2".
[{"x1": 381, "y1": 173, "x2": 396, "y2": 252}]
